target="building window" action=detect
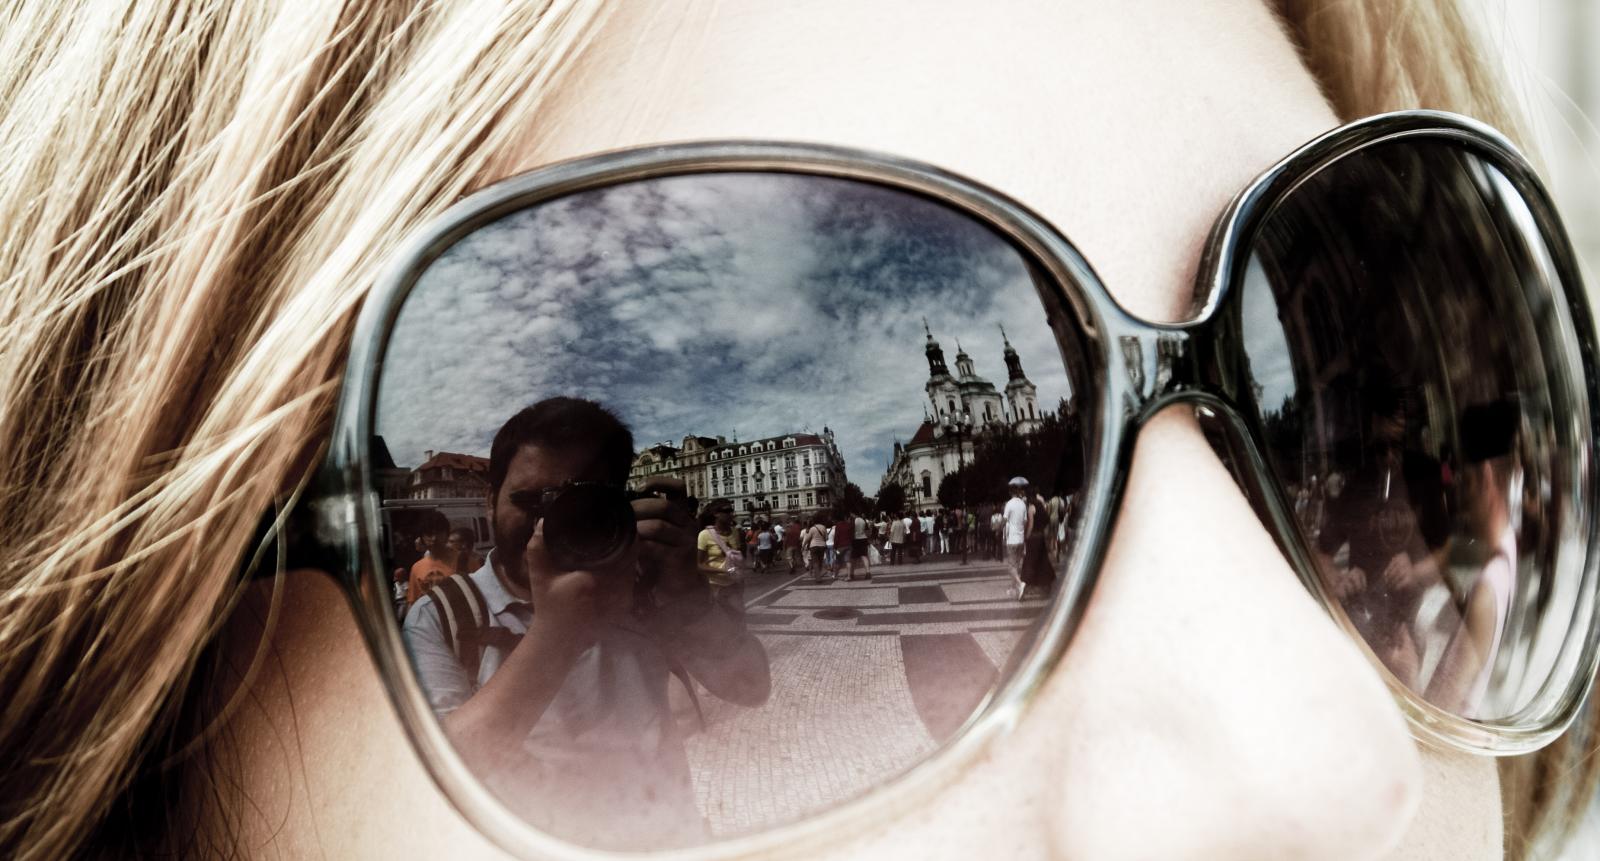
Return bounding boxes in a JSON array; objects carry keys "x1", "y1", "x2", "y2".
[
  {"x1": 788, "y1": 494, "x2": 799, "y2": 509},
  {"x1": 805, "y1": 492, "x2": 814, "y2": 506},
  {"x1": 921, "y1": 471, "x2": 932, "y2": 497}
]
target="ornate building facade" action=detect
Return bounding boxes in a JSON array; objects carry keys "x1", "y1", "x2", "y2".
[
  {"x1": 629, "y1": 428, "x2": 850, "y2": 523},
  {"x1": 879, "y1": 323, "x2": 1047, "y2": 513}
]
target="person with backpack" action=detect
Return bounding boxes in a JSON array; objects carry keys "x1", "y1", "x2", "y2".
[{"x1": 401, "y1": 399, "x2": 770, "y2": 844}]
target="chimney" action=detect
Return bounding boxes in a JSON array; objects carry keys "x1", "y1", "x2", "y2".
[{"x1": 424, "y1": 450, "x2": 434, "y2": 462}]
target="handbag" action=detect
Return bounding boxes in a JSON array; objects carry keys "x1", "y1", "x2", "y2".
[{"x1": 705, "y1": 527, "x2": 747, "y2": 583}]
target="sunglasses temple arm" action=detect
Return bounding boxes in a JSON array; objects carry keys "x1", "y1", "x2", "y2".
[{"x1": 241, "y1": 470, "x2": 356, "y2": 586}]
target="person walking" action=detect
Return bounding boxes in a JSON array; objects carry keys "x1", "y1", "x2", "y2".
[
  {"x1": 783, "y1": 516, "x2": 803, "y2": 575},
  {"x1": 989, "y1": 505, "x2": 1005, "y2": 561},
  {"x1": 756, "y1": 521, "x2": 775, "y2": 573},
  {"x1": 888, "y1": 511, "x2": 908, "y2": 566},
  {"x1": 1022, "y1": 491, "x2": 1056, "y2": 599},
  {"x1": 906, "y1": 512, "x2": 921, "y2": 563},
  {"x1": 1003, "y1": 477, "x2": 1031, "y2": 597},
  {"x1": 805, "y1": 516, "x2": 829, "y2": 582},
  {"x1": 1046, "y1": 493, "x2": 1067, "y2": 565},
  {"x1": 832, "y1": 511, "x2": 855, "y2": 581}
]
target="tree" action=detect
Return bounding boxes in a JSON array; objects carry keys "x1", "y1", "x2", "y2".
[
  {"x1": 839, "y1": 482, "x2": 872, "y2": 516},
  {"x1": 936, "y1": 471, "x2": 969, "y2": 511},
  {"x1": 876, "y1": 481, "x2": 907, "y2": 517},
  {"x1": 935, "y1": 409, "x2": 1088, "y2": 507}
]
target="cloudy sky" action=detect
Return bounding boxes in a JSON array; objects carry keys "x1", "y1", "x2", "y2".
[{"x1": 375, "y1": 172, "x2": 1076, "y2": 485}]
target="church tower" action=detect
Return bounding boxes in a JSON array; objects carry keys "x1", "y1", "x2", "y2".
[
  {"x1": 923, "y1": 319, "x2": 963, "y2": 420},
  {"x1": 924, "y1": 318, "x2": 950, "y2": 377},
  {"x1": 1001, "y1": 325, "x2": 1041, "y2": 433}
]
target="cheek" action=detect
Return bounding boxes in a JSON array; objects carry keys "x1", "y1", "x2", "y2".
[
  {"x1": 494, "y1": 510, "x2": 532, "y2": 549},
  {"x1": 208, "y1": 572, "x2": 505, "y2": 859}
]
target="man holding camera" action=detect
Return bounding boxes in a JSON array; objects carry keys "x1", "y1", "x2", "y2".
[{"x1": 402, "y1": 397, "x2": 770, "y2": 846}]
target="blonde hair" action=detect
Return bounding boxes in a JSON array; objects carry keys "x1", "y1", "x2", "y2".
[{"x1": 0, "y1": 1, "x2": 1588, "y2": 859}]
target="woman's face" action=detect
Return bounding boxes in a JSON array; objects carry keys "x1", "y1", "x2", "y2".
[{"x1": 221, "y1": 2, "x2": 1500, "y2": 857}]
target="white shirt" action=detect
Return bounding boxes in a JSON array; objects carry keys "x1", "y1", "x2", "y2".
[
  {"x1": 402, "y1": 553, "x2": 700, "y2": 836},
  {"x1": 1003, "y1": 497, "x2": 1029, "y2": 545},
  {"x1": 1466, "y1": 524, "x2": 1518, "y2": 716}
]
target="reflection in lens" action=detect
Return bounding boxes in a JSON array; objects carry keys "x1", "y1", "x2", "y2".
[
  {"x1": 1235, "y1": 140, "x2": 1592, "y2": 723},
  {"x1": 372, "y1": 173, "x2": 1093, "y2": 847}
]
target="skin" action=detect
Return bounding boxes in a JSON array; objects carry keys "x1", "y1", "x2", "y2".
[{"x1": 211, "y1": 1, "x2": 1501, "y2": 858}]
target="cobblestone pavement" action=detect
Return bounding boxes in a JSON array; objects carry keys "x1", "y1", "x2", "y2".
[{"x1": 683, "y1": 554, "x2": 1054, "y2": 836}]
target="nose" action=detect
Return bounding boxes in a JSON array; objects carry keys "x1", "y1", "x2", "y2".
[{"x1": 1038, "y1": 406, "x2": 1422, "y2": 858}]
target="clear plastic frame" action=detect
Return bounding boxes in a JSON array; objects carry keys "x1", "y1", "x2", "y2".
[{"x1": 277, "y1": 110, "x2": 1600, "y2": 859}]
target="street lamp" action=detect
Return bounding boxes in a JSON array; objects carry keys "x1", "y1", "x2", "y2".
[{"x1": 935, "y1": 406, "x2": 975, "y2": 565}]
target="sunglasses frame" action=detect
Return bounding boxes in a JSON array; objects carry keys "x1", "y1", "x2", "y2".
[{"x1": 289, "y1": 110, "x2": 1599, "y2": 860}]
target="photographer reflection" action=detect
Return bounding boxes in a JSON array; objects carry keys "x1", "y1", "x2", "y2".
[
  {"x1": 401, "y1": 397, "x2": 770, "y2": 848},
  {"x1": 1424, "y1": 401, "x2": 1519, "y2": 717},
  {"x1": 1314, "y1": 376, "x2": 1451, "y2": 689}
]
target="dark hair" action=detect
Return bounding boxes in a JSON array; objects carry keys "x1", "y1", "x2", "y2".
[
  {"x1": 488, "y1": 397, "x2": 634, "y2": 494},
  {"x1": 448, "y1": 526, "x2": 475, "y2": 545},
  {"x1": 1460, "y1": 399, "x2": 1519, "y2": 463},
  {"x1": 698, "y1": 498, "x2": 734, "y2": 528},
  {"x1": 417, "y1": 508, "x2": 450, "y2": 537}
]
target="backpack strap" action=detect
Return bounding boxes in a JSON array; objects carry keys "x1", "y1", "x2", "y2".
[{"x1": 427, "y1": 574, "x2": 494, "y2": 683}]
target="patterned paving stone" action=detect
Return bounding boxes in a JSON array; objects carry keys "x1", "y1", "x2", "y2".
[
  {"x1": 682, "y1": 557, "x2": 1058, "y2": 836},
  {"x1": 770, "y1": 586, "x2": 900, "y2": 608},
  {"x1": 685, "y1": 632, "x2": 933, "y2": 836},
  {"x1": 942, "y1": 577, "x2": 1018, "y2": 604}
]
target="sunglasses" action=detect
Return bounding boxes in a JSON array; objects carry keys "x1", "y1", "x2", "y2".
[{"x1": 274, "y1": 110, "x2": 1600, "y2": 856}]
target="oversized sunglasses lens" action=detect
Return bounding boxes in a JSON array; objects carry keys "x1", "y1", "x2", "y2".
[
  {"x1": 372, "y1": 171, "x2": 1095, "y2": 847},
  {"x1": 1236, "y1": 139, "x2": 1595, "y2": 724}
]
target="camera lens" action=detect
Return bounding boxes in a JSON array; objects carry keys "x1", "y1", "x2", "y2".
[{"x1": 542, "y1": 484, "x2": 637, "y2": 571}]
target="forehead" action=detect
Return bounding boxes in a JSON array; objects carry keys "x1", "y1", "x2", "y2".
[
  {"x1": 509, "y1": 1, "x2": 1339, "y2": 323},
  {"x1": 497, "y1": 441, "x2": 612, "y2": 496}
]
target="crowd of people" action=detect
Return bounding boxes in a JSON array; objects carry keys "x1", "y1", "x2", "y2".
[{"x1": 681, "y1": 479, "x2": 1073, "y2": 601}]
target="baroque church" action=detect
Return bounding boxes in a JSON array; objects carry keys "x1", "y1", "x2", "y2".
[{"x1": 879, "y1": 322, "x2": 1045, "y2": 513}]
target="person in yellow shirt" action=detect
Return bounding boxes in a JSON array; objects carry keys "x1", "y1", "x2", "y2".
[{"x1": 696, "y1": 499, "x2": 742, "y2": 601}]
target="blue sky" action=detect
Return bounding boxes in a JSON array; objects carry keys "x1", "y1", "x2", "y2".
[{"x1": 375, "y1": 172, "x2": 1074, "y2": 484}]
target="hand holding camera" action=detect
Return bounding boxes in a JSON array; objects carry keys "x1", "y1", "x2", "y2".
[
  {"x1": 521, "y1": 517, "x2": 636, "y2": 651},
  {"x1": 629, "y1": 477, "x2": 702, "y2": 597}
]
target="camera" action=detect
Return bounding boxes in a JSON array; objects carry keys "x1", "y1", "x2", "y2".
[{"x1": 541, "y1": 483, "x2": 697, "y2": 572}]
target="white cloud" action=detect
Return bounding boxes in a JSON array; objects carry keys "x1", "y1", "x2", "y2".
[{"x1": 375, "y1": 173, "x2": 1086, "y2": 485}]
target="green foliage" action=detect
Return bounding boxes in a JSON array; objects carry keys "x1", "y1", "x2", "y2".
[
  {"x1": 937, "y1": 404, "x2": 1087, "y2": 507},
  {"x1": 876, "y1": 480, "x2": 907, "y2": 516},
  {"x1": 839, "y1": 482, "x2": 872, "y2": 517}
]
